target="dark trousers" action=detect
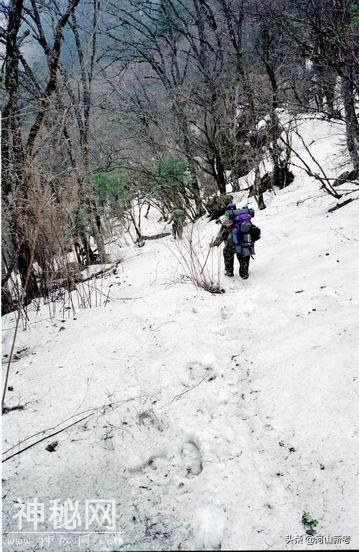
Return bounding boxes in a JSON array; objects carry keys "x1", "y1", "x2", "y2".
[
  {"x1": 223, "y1": 245, "x2": 250, "y2": 278},
  {"x1": 237, "y1": 254, "x2": 250, "y2": 279}
]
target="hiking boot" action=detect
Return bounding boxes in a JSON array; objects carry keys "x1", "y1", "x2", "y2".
[
  {"x1": 225, "y1": 271, "x2": 234, "y2": 277},
  {"x1": 240, "y1": 273, "x2": 249, "y2": 280}
]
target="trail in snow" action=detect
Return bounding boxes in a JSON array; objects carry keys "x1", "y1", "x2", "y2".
[{"x1": 2, "y1": 118, "x2": 359, "y2": 551}]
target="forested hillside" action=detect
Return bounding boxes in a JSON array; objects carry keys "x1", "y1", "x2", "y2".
[{"x1": 1, "y1": 0, "x2": 358, "y2": 311}]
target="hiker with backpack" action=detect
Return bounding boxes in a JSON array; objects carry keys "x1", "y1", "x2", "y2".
[
  {"x1": 169, "y1": 207, "x2": 186, "y2": 239},
  {"x1": 210, "y1": 204, "x2": 260, "y2": 279}
]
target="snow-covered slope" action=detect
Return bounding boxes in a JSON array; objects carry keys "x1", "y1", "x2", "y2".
[{"x1": 2, "y1": 117, "x2": 359, "y2": 551}]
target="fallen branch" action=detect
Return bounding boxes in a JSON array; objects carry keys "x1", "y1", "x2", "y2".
[
  {"x1": 328, "y1": 197, "x2": 356, "y2": 213},
  {"x1": 171, "y1": 376, "x2": 207, "y2": 403},
  {"x1": 142, "y1": 232, "x2": 171, "y2": 241},
  {"x1": 78, "y1": 260, "x2": 122, "y2": 284},
  {"x1": 2, "y1": 412, "x2": 94, "y2": 463},
  {"x1": 2, "y1": 407, "x2": 97, "y2": 457},
  {"x1": 2, "y1": 404, "x2": 26, "y2": 414},
  {"x1": 2, "y1": 395, "x2": 144, "y2": 462}
]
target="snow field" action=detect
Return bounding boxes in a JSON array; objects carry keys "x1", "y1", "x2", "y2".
[{"x1": 2, "y1": 116, "x2": 359, "y2": 550}]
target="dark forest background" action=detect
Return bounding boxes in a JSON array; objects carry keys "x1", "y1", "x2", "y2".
[{"x1": 1, "y1": 0, "x2": 358, "y2": 313}]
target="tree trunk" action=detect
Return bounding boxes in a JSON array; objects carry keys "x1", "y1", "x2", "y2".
[
  {"x1": 17, "y1": 242, "x2": 39, "y2": 300},
  {"x1": 173, "y1": 104, "x2": 205, "y2": 216},
  {"x1": 341, "y1": 68, "x2": 359, "y2": 172},
  {"x1": 215, "y1": 154, "x2": 227, "y2": 194}
]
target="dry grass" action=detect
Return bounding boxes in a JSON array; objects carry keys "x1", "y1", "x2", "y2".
[{"x1": 169, "y1": 223, "x2": 224, "y2": 294}]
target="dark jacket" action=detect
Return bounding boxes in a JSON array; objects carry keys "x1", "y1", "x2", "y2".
[{"x1": 212, "y1": 224, "x2": 234, "y2": 248}]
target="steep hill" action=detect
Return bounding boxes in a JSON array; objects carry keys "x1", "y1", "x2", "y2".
[{"x1": 2, "y1": 116, "x2": 358, "y2": 551}]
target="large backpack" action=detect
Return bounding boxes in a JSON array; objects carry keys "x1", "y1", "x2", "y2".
[
  {"x1": 250, "y1": 224, "x2": 261, "y2": 242},
  {"x1": 232, "y1": 215, "x2": 252, "y2": 248},
  {"x1": 230, "y1": 209, "x2": 260, "y2": 242},
  {"x1": 226, "y1": 207, "x2": 255, "y2": 220},
  {"x1": 232, "y1": 215, "x2": 260, "y2": 250}
]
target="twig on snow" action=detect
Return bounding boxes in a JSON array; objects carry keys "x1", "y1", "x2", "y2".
[
  {"x1": 2, "y1": 396, "x2": 145, "y2": 462},
  {"x1": 171, "y1": 376, "x2": 207, "y2": 403},
  {"x1": 2, "y1": 413, "x2": 94, "y2": 463},
  {"x1": 330, "y1": 227, "x2": 358, "y2": 241}
]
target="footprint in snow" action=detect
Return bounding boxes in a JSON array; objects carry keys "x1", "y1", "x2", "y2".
[
  {"x1": 181, "y1": 440, "x2": 203, "y2": 478},
  {"x1": 193, "y1": 505, "x2": 226, "y2": 550}
]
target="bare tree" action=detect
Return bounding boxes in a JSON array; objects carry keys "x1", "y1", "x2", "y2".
[{"x1": 1, "y1": 0, "x2": 81, "y2": 307}]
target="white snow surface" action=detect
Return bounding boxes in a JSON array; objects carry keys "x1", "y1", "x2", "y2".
[{"x1": 2, "y1": 117, "x2": 359, "y2": 551}]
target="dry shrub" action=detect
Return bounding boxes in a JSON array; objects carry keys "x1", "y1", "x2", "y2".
[
  {"x1": 2, "y1": 163, "x2": 114, "y2": 319},
  {"x1": 169, "y1": 223, "x2": 224, "y2": 294}
]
